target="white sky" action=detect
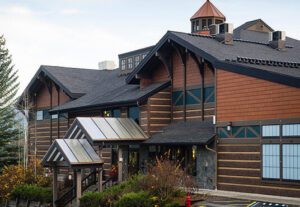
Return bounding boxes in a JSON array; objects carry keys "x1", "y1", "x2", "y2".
[{"x1": 0, "y1": 0, "x2": 299, "y2": 94}]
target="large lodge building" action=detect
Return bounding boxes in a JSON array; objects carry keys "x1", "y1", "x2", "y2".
[{"x1": 20, "y1": 0, "x2": 300, "y2": 204}]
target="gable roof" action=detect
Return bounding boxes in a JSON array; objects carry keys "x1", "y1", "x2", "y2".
[
  {"x1": 191, "y1": 0, "x2": 226, "y2": 20},
  {"x1": 41, "y1": 139, "x2": 103, "y2": 168},
  {"x1": 50, "y1": 78, "x2": 170, "y2": 113},
  {"x1": 144, "y1": 120, "x2": 215, "y2": 145},
  {"x1": 234, "y1": 19, "x2": 274, "y2": 35},
  {"x1": 126, "y1": 31, "x2": 300, "y2": 88},
  {"x1": 21, "y1": 65, "x2": 112, "y2": 100}
]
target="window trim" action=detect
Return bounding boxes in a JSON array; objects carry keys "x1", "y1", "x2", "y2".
[{"x1": 261, "y1": 143, "x2": 300, "y2": 183}]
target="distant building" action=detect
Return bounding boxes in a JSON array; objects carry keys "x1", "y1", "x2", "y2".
[
  {"x1": 98, "y1": 60, "x2": 116, "y2": 70},
  {"x1": 118, "y1": 46, "x2": 154, "y2": 75}
]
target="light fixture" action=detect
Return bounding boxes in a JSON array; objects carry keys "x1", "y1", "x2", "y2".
[
  {"x1": 68, "y1": 174, "x2": 72, "y2": 180},
  {"x1": 227, "y1": 122, "x2": 232, "y2": 131}
]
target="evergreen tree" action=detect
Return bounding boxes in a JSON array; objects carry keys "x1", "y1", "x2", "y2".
[{"x1": 0, "y1": 35, "x2": 20, "y2": 168}]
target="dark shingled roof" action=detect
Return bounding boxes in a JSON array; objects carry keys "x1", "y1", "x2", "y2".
[
  {"x1": 127, "y1": 31, "x2": 300, "y2": 88},
  {"x1": 50, "y1": 71, "x2": 170, "y2": 113},
  {"x1": 21, "y1": 65, "x2": 110, "y2": 99},
  {"x1": 144, "y1": 121, "x2": 216, "y2": 145}
]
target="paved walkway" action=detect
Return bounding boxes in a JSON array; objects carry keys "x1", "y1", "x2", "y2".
[{"x1": 193, "y1": 189, "x2": 300, "y2": 206}]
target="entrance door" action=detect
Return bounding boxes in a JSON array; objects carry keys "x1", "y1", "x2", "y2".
[{"x1": 128, "y1": 145, "x2": 139, "y2": 176}]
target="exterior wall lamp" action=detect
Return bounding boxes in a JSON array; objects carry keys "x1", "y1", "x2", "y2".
[{"x1": 227, "y1": 122, "x2": 232, "y2": 131}]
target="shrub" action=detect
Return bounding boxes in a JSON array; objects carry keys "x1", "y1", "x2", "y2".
[
  {"x1": 12, "y1": 184, "x2": 52, "y2": 203},
  {"x1": 165, "y1": 202, "x2": 181, "y2": 207},
  {"x1": 141, "y1": 155, "x2": 197, "y2": 205},
  {"x1": 113, "y1": 191, "x2": 153, "y2": 207},
  {"x1": 0, "y1": 161, "x2": 51, "y2": 201},
  {"x1": 79, "y1": 192, "x2": 103, "y2": 207}
]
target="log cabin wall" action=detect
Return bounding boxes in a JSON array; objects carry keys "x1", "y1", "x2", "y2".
[
  {"x1": 172, "y1": 52, "x2": 215, "y2": 122},
  {"x1": 216, "y1": 69, "x2": 300, "y2": 197},
  {"x1": 28, "y1": 81, "x2": 70, "y2": 162},
  {"x1": 139, "y1": 50, "x2": 216, "y2": 135}
]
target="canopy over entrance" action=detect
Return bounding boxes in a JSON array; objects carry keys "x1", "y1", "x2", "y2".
[
  {"x1": 41, "y1": 139, "x2": 103, "y2": 169},
  {"x1": 64, "y1": 117, "x2": 149, "y2": 144}
]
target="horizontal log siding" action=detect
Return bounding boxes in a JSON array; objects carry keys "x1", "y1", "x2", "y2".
[
  {"x1": 216, "y1": 69, "x2": 300, "y2": 122},
  {"x1": 217, "y1": 139, "x2": 300, "y2": 197},
  {"x1": 141, "y1": 88, "x2": 172, "y2": 135},
  {"x1": 28, "y1": 118, "x2": 68, "y2": 161}
]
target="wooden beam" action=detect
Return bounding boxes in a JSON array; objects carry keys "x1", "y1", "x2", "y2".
[{"x1": 190, "y1": 53, "x2": 205, "y2": 121}]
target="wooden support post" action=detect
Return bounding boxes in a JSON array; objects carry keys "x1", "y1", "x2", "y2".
[
  {"x1": 118, "y1": 146, "x2": 123, "y2": 183},
  {"x1": 98, "y1": 146, "x2": 103, "y2": 192},
  {"x1": 52, "y1": 167, "x2": 58, "y2": 207},
  {"x1": 98, "y1": 168, "x2": 103, "y2": 192},
  {"x1": 76, "y1": 169, "x2": 82, "y2": 207}
]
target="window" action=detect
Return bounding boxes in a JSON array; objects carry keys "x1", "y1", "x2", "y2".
[
  {"x1": 128, "y1": 58, "x2": 133, "y2": 69},
  {"x1": 262, "y1": 125, "x2": 280, "y2": 137},
  {"x1": 283, "y1": 144, "x2": 300, "y2": 180},
  {"x1": 262, "y1": 144, "x2": 300, "y2": 181},
  {"x1": 262, "y1": 144, "x2": 280, "y2": 179},
  {"x1": 112, "y1": 109, "x2": 121, "y2": 118},
  {"x1": 283, "y1": 124, "x2": 300, "y2": 137},
  {"x1": 196, "y1": 20, "x2": 200, "y2": 31},
  {"x1": 202, "y1": 19, "x2": 207, "y2": 29},
  {"x1": 142, "y1": 54, "x2": 147, "y2": 59},
  {"x1": 121, "y1": 59, "x2": 126, "y2": 70},
  {"x1": 36, "y1": 110, "x2": 43, "y2": 121},
  {"x1": 208, "y1": 19, "x2": 212, "y2": 27},
  {"x1": 52, "y1": 114, "x2": 58, "y2": 119},
  {"x1": 128, "y1": 107, "x2": 139, "y2": 124},
  {"x1": 134, "y1": 56, "x2": 140, "y2": 67}
]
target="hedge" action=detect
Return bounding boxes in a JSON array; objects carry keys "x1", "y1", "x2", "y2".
[{"x1": 12, "y1": 184, "x2": 52, "y2": 203}]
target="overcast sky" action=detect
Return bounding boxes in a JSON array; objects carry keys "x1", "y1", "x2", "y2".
[{"x1": 1, "y1": 0, "x2": 299, "y2": 93}]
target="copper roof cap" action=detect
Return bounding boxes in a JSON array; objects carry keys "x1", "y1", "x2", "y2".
[{"x1": 191, "y1": 0, "x2": 226, "y2": 20}]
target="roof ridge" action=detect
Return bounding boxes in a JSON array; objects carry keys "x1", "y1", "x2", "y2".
[{"x1": 41, "y1": 65, "x2": 118, "y2": 72}]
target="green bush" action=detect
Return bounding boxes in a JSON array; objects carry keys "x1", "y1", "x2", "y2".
[
  {"x1": 80, "y1": 175, "x2": 145, "y2": 207},
  {"x1": 165, "y1": 202, "x2": 181, "y2": 207},
  {"x1": 12, "y1": 184, "x2": 52, "y2": 203},
  {"x1": 113, "y1": 191, "x2": 153, "y2": 207}
]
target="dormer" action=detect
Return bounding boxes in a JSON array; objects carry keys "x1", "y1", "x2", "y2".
[{"x1": 191, "y1": 0, "x2": 226, "y2": 35}]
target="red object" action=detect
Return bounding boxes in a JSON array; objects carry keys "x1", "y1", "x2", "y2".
[
  {"x1": 190, "y1": 0, "x2": 226, "y2": 20},
  {"x1": 186, "y1": 192, "x2": 191, "y2": 207}
]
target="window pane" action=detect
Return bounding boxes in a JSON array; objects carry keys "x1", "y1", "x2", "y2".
[
  {"x1": 262, "y1": 144, "x2": 280, "y2": 179},
  {"x1": 112, "y1": 109, "x2": 121, "y2": 118},
  {"x1": 283, "y1": 124, "x2": 300, "y2": 136},
  {"x1": 52, "y1": 114, "x2": 58, "y2": 119},
  {"x1": 36, "y1": 111, "x2": 43, "y2": 121},
  {"x1": 128, "y1": 107, "x2": 140, "y2": 124},
  {"x1": 283, "y1": 144, "x2": 300, "y2": 180},
  {"x1": 262, "y1": 125, "x2": 280, "y2": 137}
]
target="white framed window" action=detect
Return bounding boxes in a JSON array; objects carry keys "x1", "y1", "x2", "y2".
[
  {"x1": 283, "y1": 124, "x2": 300, "y2": 137},
  {"x1": 262, "y1": 125, "x2": 280, "y2": 137},
  {"x1": 142, "y1": 54, "x2": 147, "y2": 59},
  {"x1": 52, "y1": 114, "x2": 58, "y2": 119},
  {"x1": 36, "y1": 110, "x2": 44, "y2": 121},
  {"x1": 134, "y1": 56, "x2": 140, "y2": 67},
  {"x1": 121, "y1": 59, "x2": 126, "y2": 70},
  {"x1": 128, "y1": 58, "x2": 133, "y2": 69},
  {"x1": 262, "y1": 144, "x2": 280, "y2": 179},
  {"x1": 283, "y1": 144, "x2": 300, "y2": 181}
]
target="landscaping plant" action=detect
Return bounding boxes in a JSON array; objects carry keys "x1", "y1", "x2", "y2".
[{"x1": 0, "y1": 35, "x2": 20, "y2": 169}]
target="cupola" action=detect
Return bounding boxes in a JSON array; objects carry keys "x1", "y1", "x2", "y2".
[{"x1": 191, "y1": 0, "x2": 226, "y2": 35}]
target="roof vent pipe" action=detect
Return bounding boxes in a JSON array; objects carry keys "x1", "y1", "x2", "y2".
[
  {"x1": 213, "y1": 23, "x2": 234, "y2": 45},
  {"x1": 269, "y1": 31, "x2": 286, "y2": 50}
]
